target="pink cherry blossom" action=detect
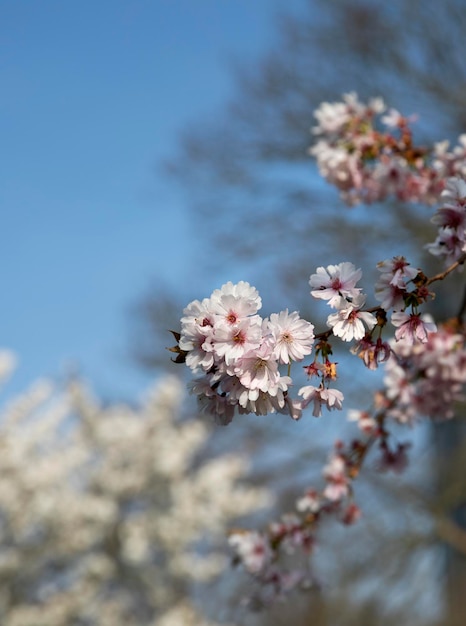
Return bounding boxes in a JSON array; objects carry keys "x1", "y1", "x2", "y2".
[
  {"x1": 269, "y1": 514, "x2": 315, "y2": 552},
  {"x1": 268, "y1": 309, "x2": 315, "y2": 364},
  {"x1": 385, "y1": 329, "x2": 466, "y2": 422},
  {"x1": 213, "y1": 318, "x2": 262, "y2": 365},
  {"x1": 322, "y1": 454, "x2": 350, "y2": 502},
  {"x1": 439, "y1": 176, "x2": 466, "y2": 205},
  {"x1": 426, "y1": 225, "x2": 466, "y2": 264},
  {"x1": 374, "y1": 274, "x2": 407, "y2": 311},
  {"x1": 181, "y1": 297, "x2": 215, "y2": 329},
  {"x1": 234, "y1": 342, "x2": 281, "y2": 393},
  {"x1": 210, "y1": 281, "x2": 262, "y2": 323},
  {"x1": 309, "y1": 262, "x2": 362, "y2": 308},
  {"x1": 381, "y1": 108, "x2": 405, "y2": 128},
  {"x1": 326, "y1": 295, "x2": 377, "y2": 342},
  {"x1": 228, "y1": 531, "x2": 273, "y2": 575},
  {"x1": 298, "y1": 385, "x2": 344, "y2": 417},
  {"x1": 351, "y1": 336, "x2": 391, "y2": 370},
  {"x1": 347, "y1": 409, "x2": 377, "y2": 434},
  {"x1": 178, "y1": 324, "x2": 215, "y2": 373},
  {"x1": 296, "y1": 489, "x2": 320, "y2": 513},
  {"x1": 391, "y1": 312, "x2": 437, "y2": 343},
  {"x1": 376, "y1": 256, "x2": 419, "y2": 288}
]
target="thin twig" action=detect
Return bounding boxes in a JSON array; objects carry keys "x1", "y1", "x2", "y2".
[
  {"x1": 436, "y1": 515, "x2": 466, "y2": 556},
  {"x1": 425, "y1": 252, "x2": 466, "y2": 286}
]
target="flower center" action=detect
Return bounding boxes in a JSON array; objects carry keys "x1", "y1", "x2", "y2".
[
  {"x1": 281, "y1": 332, "x2": 292, "y2": 343},
  {"x1": 226, "y1": 311, "x2": 239, "y2": 324},
  {"x1": 232, "y1": 330, "x2": 245, "y2": 344}
]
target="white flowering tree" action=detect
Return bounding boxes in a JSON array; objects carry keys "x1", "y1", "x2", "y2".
[
  {"x1": 171, "y1": 95, "x2": 466, "y2": 619},
  {"x1": 0, "y1": 355, "x2": 269, "y2": 626}
]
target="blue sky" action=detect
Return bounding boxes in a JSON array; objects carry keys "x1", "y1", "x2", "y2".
[{"x1": 0, "y1": 0, "x2": 303, "y2": 399}]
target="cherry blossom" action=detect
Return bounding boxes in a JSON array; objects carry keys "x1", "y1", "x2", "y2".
[
  {"x1": 296, "y1": 488, "x2": 321, "y2": 513},
  {"x1": 377, "y1": 256, "x2": 419, "y2": 288},
  {"x1": 298, "y1": 385, "x2": 344, "y2": 418},
  {"x1": 311, "y1": 94, "x2": 466, "y2": 206},
  {"x1": 309, "y1": 261, "x2": 362, "y2": 307},
  {"x1": 326, "y1": 295, "x2": 377, "y2": 342},
  {"x1": 267, "y1": 309, "x2": 315, "y2": 364},
  {"x1": 228, "y1": 531, "x2": 273, "y2": 575},
  {"x1": 351, "y1": 336, "x2": 391, "y2": 370},
  {"x1": 391, "y1": 311, "x2": 437, "y2": 343},
  {"x1": 210, "y1": 280, "x2": 262, "y2": 323},
  {"x1": 347, "y1": 409, "x2": 378, "y2": 435},
  {"x1": 234, "y1": 342, "x2": 281, "y2": 393},
  {"x1": 322, "y1": 453, "x2": 350, "y2": 502},
  {"x1": 374, "y1": 274, "x2": 408, "y2": 311}
]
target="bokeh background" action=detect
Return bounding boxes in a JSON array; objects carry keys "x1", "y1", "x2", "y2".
[{"x1": 1, "y1": 1, "x2": 466, "y2": 625}]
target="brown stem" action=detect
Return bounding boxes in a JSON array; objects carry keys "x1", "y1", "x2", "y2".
[
  {"x1": 425, "y1": 252, "x2": 466, "y2": 286},
  {"x1": 436, "y1": 515, "x2": 466, "y2": 556}
]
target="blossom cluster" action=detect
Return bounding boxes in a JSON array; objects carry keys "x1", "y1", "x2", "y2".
[
  {"x1": 310, "y1": 261, "x2": 377, "y2": 342},
  {"x1": 227, "y1": 317, "x2": 466, "y2": 601},
  {"x1": 375, "y1": 255, "x2": 437, "y2": 343},
  {"x1": 177, "y1": 263, "x2": 386, "y2": 423},
  {"x1": 175, "y1": 251, "x2": 446, "y2": 427},
  {"x1": 304, "y1": 260, "x2": 383, "y2": 403},
  {"x1": 228, "y1": 440, "x2": 364, "y2": 604},
  {"x1": 311, "y1": 93, "x2": 466, "y2": 206},
  {"x1": 384, "y1": 327, "x2": 466, "y2": 423},
  {"x1": 426, "y1": 176, "x2": 466, "y2": 265},
  {"x1": 177, "y1": 281, "x2": 315, "y2": 422}
]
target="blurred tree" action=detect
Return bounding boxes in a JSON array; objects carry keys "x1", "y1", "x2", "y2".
[
  {"x1": 162, "y1": 0, "x2": 466, "y2": 308},
  {"x1": 133, "y1": 0, "x2": 466, "y2": 622},
  {"x1": 0, "y1": 359, "x2": 270, "y2": 626}
]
